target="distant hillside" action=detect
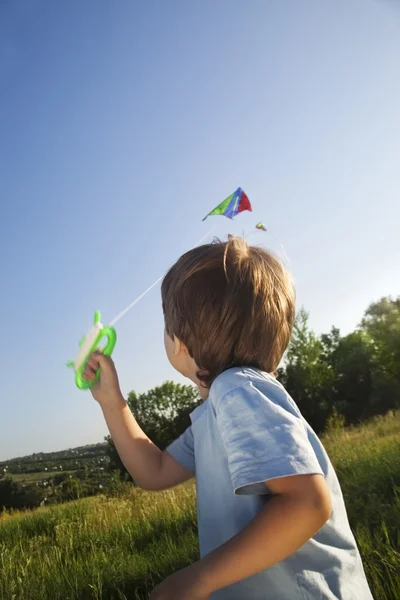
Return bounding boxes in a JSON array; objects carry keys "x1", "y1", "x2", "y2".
[{"x1": 0, "y1": 442, "x2": 108, "y2": 475}]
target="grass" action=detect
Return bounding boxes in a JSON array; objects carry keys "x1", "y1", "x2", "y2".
[
  {"x1": 0, "y1": 486, "x2": 198, "y2": 600},
  {"x1": 1, "y1": 412, "x2": 399, "y2": 600},
  {"x1": 323, "y1": 412, "x2": 400, "y2": 600}
]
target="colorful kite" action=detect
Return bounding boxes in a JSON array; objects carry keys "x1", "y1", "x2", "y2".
[
  {"x1": 256, "y1": 222, "x2": 267, "y2": 232},
  {"x1": 202, "y1": 187, "x2": 252, "y2": 221}
]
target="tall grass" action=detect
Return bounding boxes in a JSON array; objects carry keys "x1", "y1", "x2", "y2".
[
  {"x1": 1, "y1": 412, "x2": 399, "y2": 600},
  {"x1": 323, "y1": 412, "x2": 400, "y2": 600},
  {"x1": 0, "y1": 486, "x2": 198, "y2": 600}
]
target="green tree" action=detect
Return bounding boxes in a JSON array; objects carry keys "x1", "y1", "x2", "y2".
[
  {"x1": 105, "y1": 381, "x2": 201, "y2": 478},
  {"x1": 359, "y1": 297, "x2": 400, "y2": 414},
  {"x1": 60, "y1": 478, "x2": 81, "y2": 501},
  {"x1": 53, "y1": 473, "x2": 69, "y2": 486},
  {"x1": 278, "y1": 309, "x2": 336, "y2": 432},
  {"x1": 330, "y1": 330, "x2": 375, "y2": 422}
]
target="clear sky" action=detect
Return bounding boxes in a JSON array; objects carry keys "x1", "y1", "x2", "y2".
[{"x1": 1, "y1": 0, "x2": 399, "y2": 461}]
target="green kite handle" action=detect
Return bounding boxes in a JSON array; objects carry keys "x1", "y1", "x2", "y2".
[
  {"x1": 101, "y1": 326, "x2": 117, "y2": 356},
  {"x1": 74, "y1": 325, "x2": 117, "y2": 390}
]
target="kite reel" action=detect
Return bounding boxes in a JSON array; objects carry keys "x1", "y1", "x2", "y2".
[{"x1": 67, "y1": 311, "x2": 117, "y2": 390}]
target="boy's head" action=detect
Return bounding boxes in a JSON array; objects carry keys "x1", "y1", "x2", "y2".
[{"x1": 161, "y1": 236, "x2": 295, "y2": 388}]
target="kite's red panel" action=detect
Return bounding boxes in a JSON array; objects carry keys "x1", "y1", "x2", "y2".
[{"x1": 238, "y1": 190, "x2": 252, "y2": 214}]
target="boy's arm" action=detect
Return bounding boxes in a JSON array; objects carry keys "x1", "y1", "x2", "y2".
[
  {"x1": 101, "y1": 398, "x2": 194, "y2": 490},
  {"x1": 192, "y1": 473, "x2": 331, "y2": 594},
  {"x1": 85, "y1": 352, "x2": 194, "y2": 491}
]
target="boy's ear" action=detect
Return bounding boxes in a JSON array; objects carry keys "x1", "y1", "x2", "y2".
[{"x1": 173, "y1": 336, "x2": 189, "y2": 357}]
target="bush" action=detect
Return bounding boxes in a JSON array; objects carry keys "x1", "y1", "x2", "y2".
[{"x1": 0, "y1": 477, "x2": 43, "y2": 510}]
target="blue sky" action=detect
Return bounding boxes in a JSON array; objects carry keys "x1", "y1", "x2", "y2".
[{"x1": 1, "y1": 0, "x2": 399, "y2": 461}]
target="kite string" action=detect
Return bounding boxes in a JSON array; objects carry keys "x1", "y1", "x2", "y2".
[
  {"x1": 108, "y1": 276, "x2": 164, "y2": 327},
  {"x1": 108, "y1": 227, "x2": 215, "y2": 328}
]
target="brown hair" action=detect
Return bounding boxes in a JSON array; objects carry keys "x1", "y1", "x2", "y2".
[{"x1": 161, "y1": 236, "x2": 295, "y2": 387}]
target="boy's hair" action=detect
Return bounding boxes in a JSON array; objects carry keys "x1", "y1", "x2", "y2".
[{"x1": 161, "y1": 236, "x2": 295, "y2": 387}]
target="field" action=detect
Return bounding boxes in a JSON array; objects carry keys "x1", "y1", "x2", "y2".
[
  {"x1": 0, "y1": 413, "x2": 399, "y2": 600},
  {"x1": 9, "y1": 471, "x2": 75, "y2": 484}
]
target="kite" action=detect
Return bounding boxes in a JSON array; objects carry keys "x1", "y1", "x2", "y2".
[
  {"x1": 256, "y1": 222, "x2": 267, "y2": 232},
  {"x1": 202, "y1": 187, "x2": 252, "y2": 221}
]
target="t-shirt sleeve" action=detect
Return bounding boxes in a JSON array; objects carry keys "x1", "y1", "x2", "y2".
[
  {"x1": 166, "y1": 425, "x2": 196, "y2": 474},
  {"x1": 214, "y1": 382, "x2": 323, "y2": 495}
]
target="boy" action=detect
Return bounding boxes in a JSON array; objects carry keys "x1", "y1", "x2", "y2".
[{"x1": 84, "y1": 237, "x2": 373, "y2": 599}]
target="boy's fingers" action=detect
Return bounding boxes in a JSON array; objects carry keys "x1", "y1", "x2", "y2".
[
  {"x1": 82, "y1": 352, "x2": 115, "y2": 382},
  {"x1": 82, "y1": 367, "x2": 94, "y2": 380},
  {"x1": 83, "y1": 352, "x2": 113, "y2": 376},
  {"x1": 92, "y1": 351, "x2": 114, "y2": 369},
  {"x1": 87, "y1": 355, "x2": 99, "y2": 370}
]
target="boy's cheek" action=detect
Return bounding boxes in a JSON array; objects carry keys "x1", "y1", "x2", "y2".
[
  {"x1": 163, "y1": 328, "x2": 170, "y2": 351},
  {"x1": 164, "y1": 330, "x2": 175, "y2": 363}
]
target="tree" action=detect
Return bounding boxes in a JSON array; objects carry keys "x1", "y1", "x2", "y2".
[
  {"x1": 330, "y1": 330, "x2": 375, "y2": 422},
  {"x1": 60, "y1": 478, "x2": 81, "y2": 501},
  {"x1": 0, "y1": 477, "x2": 42, "y2": 510},
  {"x1": 359, "y1": 297, "x2": 400, "y2": 414},
  {"x1": 105, "y1": 381, "x2": 201, "y2": 478},
  {"x1": 278, "y1": 309, "x2": 336, "y2": 432}
]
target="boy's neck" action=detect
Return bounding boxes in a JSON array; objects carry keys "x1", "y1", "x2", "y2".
[
  {"x1": 197, "y1": 384, "x2": 209, "y2": 401},
  {"x1": 184, "y1": 362, "x2": 209, "y2": 400}
]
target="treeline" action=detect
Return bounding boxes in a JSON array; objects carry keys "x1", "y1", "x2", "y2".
[
  {"x1": 279, "y1": 297, "x2": 400, "y2": 432},
  {"x1": 105, "y1": 296, "x2": 400, "y2": 477}
]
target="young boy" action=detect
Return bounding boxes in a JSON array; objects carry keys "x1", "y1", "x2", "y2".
[{"x1": 84, "y1": 237, "x2": 373, "y2": 600}]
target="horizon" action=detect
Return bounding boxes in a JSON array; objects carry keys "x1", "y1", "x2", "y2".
[
  {"x1": 1, "y1": 440, "x2": 107, "y2": 464},
  {"x1": 1, "y1": 0, "x2": 399, "y2": 461}
]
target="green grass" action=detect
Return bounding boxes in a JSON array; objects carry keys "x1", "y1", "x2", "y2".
[
  {"x1": 0, "y1": 486, "x2": 198, "y2": 600},
  {"x1": 1, "y1": 412, "x2": 399, "y2": 600},
  {"x1": 323, "y1": 412, "x2": 400, "y2": 600}
]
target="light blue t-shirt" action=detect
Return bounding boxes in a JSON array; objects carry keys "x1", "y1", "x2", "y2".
[{"x1": 167, "y1": 367, "x2": 373, "y2": 600}]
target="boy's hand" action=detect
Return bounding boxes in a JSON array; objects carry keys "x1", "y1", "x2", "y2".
[
  {"x1": 83, "y1": 351, "x2": 124, "y2": 407},
  {"x1": 149, "y1": 565, "x2": 211, "y2": 600}
]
